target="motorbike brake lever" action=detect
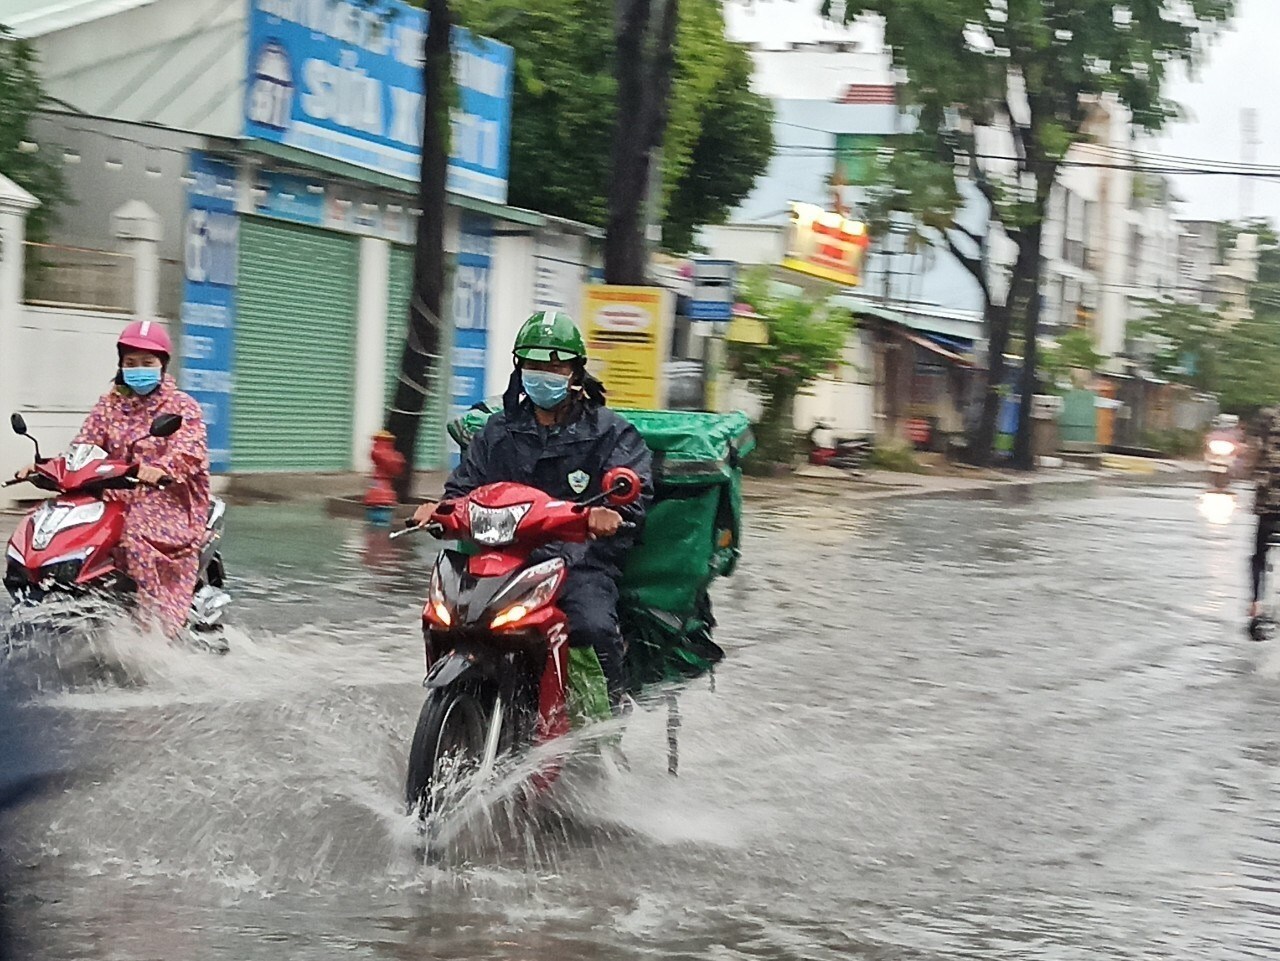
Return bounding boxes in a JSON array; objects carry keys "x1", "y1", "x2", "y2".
[{"x1": 389, "y1": 522, "x2": 445, "y2": 541}]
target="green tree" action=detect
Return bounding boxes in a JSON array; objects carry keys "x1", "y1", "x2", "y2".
[
  {"x1": 663, "y1": 42, "x2": 774, "y2": 253},
  {"x1": 0, "y1": 25, "x2": 66, "y2": 242},
  {"x1": 457, "y1": 0, "x2": 772, "y2": 252},
  {"x1": 1131, "y1": 299, "x2": 1280, "y2": 415},
  {"x1": 727, "y1": 272, "x2": 854, "y2": 470},
  {"x1": 1041, "y1": 328, "x2": 1103, "y2": 391},
  {"x1": 830, "y1": 0, "x2": 1236, "y2": 469}
]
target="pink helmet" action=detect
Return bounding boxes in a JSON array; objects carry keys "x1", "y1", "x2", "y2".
[{"x1": 117, "y1": 320, "x2": 172, "y2": 360}]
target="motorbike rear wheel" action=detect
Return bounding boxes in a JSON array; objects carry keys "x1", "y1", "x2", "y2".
[{"x1": 405, "y1": 683, "x2": 487, "y2": 823}]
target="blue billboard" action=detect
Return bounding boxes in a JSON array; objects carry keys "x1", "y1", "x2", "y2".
[
  {"x1": 245, "y1": 0, "x2": 514, "y2": 204},
  {"x1": 179, "y1": 152, "x2": 238, "y2": 474}
]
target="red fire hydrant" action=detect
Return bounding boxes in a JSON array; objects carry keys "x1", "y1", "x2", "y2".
[{"x1": 364, "y1": 430, "x2": 406, "y2": 525}]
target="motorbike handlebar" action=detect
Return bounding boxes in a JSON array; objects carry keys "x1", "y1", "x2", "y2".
[{"x1": 389, "y1": 521, "x2": 445, "y2": 541}]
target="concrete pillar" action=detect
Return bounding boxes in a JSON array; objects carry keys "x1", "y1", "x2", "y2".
[
  {"x1": 0, "y1": 173, "x2": 40, "y2": 509},
  {"x1": 110, "y1": 200, "x2": 162, "y2": 319},
  {"x1": 352, "y1": 236, "x2": 390, "y2": 471}
]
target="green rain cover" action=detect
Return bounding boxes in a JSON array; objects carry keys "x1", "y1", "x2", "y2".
[{"x1": 449, "y1": 404, "x2": 753, "y2": 690}]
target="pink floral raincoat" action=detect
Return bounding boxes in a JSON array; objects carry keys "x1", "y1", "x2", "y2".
[{"x1": 73, "y1": 376, "x2": 210, "y2": 636}]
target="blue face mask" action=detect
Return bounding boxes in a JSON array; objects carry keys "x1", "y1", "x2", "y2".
[
  {"x1": 122, "y1": 367, "x2": 162, "y2": 395},
  {"x1": 522, "y1": 370, "x2": 571, "y2": 410}
]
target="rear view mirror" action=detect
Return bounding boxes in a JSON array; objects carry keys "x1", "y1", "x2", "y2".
[
  {"x1": 602, "y1": 467, "x2": 642, "y2": 508},
  {"x1": 10, "y1": 413, "x2": 27, "y2": 436},
  {"x1": 149, "y1": 413, "x2": 183, "y2": 438}
]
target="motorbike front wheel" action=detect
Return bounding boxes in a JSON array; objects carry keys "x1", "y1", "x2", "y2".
[{"x1": 405, "y1": 683, "x2": 487, "y2": 822}]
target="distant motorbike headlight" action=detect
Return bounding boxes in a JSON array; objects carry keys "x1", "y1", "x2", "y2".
[
  {"x1": 1208, "y1": 439, "x2": 1236, "y2": 457},
  {"x1": 468, "y1": 502, "x2": 531, "y2": 547},
  {"x1": 488, "y1": 558, "x2": 567, "y2": 631},
  {"x1": 31, "y1": 502, "x2": 106, "y2": 551}
]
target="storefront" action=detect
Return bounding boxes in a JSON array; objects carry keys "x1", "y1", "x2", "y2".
[{"x1": 233, "y1": 217, "x2": 360, "y2": 471}]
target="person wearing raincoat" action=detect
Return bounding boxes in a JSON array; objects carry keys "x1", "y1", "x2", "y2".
[
  {"x1": 17, "y1": 321, "x2": 210, "y2": 638},
  {"x1": 412, "y1": 311, "x2": 654, "y2": 707}
]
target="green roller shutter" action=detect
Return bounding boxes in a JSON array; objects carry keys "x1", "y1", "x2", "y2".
[
  {"x1": 385, "y1": 244, "x2": 448, "y2": 469},
  {"x1": 234, "y1": 218, "x2": 358, "y2": 471}
]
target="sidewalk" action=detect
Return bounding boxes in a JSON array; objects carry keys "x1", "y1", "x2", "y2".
[
  {"x1": 742, "y1": 457, "x2": 1207, "y2": 504},
  {"x1": 0, "y1": 459, "x2": 1209, "y2": 538}
]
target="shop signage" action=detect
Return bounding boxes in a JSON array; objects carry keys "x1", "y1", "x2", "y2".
[
  {"x1": 581, "y1": 285, "x2": 674, "y2": 409},
  {"x1": 450, "y1": 212, "x2": 491, "y2": 452},
  {"x1": 689, "y1": 259, "x2": 736, "y2": 321},
  {"x1": 179, "y1": 152, "x2": 239, "y2": 473},
  {"x1": 782, "y1": 202, "x2": 871, "y2": 287},
  {"x1": 246, "y1": 0, "x2": 514, "y2": 203}
]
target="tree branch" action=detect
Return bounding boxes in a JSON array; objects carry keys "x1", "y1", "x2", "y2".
[{"x1": 944, "y1": 228, "x2": 990, "y2": 302}]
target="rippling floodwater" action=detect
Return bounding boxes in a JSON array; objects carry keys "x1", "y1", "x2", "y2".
[{"x1": 3, "y1": 483, "x2": 1278, "y2": 960}]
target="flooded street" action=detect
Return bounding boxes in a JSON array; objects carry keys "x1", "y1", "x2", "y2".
[{"x1": 3, "y1": 482, "x2": 1278, "y2": 960}]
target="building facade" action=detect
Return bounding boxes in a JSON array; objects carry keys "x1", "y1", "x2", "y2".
[{"x1": 10, "y1": 0, "x2": 601, "y2": 476}]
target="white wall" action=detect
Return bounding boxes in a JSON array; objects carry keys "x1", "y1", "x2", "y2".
[
  {"x1": 353, "y1": 237, "x2": 390, "y2": 471},
  {"x1": 487, "y1": 231, "x2": 538, "y2": 401},
  {"x1": 12, "y1": 306, "x2": 134, "y2": 454}
]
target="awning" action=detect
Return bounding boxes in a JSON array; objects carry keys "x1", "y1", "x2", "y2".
[{"x1": 902, "y1": 329, "x2": 976, "y2": 368}]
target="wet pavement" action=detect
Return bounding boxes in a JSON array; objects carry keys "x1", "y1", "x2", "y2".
[{"x1": 1, "y1": 482, "x2": 1277, "y2": 960}]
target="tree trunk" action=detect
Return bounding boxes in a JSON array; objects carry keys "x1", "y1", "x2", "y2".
[
  {"x1": 1011, "y1": 221, "x2": 1045, "y2": 471},
  {"x1": 605, "y1": 0, "x2": 678, "y2": 285},
  {"x1": 970, "y1": 299, "x2": 1012, "y2": 467},
  {"x1": 386, "y1": 0, "x2": 452, "y2": 501}
]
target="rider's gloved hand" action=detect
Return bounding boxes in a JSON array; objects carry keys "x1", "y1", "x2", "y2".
[
  {"x1": 587, "y1": 507, "x2": 623, "y2": 539},
  {"x1": 136, "y1": 464, "x2": 168, "y2": 486}
]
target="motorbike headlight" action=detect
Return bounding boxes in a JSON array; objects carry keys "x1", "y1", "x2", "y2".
[
  {"x1": 31, "y1": 502, "x2": 106, "y2": 551},
  {"x1": 489, "y1": 558, "x2": 566, "y2": 631},
  {"x1": 1209, "y1": 440, "x2": 1235, "y2": 457},
  {"x1": 468, "y1": 502, "x2": 531, "y2": 547}
]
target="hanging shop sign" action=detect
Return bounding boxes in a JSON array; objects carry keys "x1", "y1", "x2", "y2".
[
  {"x1": 179, "y1": 151, "x2": 239, "y2": 473},
  {"x1": 246, "y1": 0, "x2": 514, "y2": 203},
  {"x1": 451, "y1": 212, "x2": 492, "y2": 427},
  {"x1": 782, "y1": 202, "x2": 871, "y2": 287},
  {"x1": 581, "y1": 285, "x2": 674, "y2": 410}
]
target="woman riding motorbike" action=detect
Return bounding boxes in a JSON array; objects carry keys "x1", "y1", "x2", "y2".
[{"x1": 14, "y1": 321, "x2": 210, "y2": 638}]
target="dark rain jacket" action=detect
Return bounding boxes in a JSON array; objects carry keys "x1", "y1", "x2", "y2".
[
  {"x1": 442, "y1": 395, "x2": 654, "y2": 574},
  {"x1": 1256, "y1": 407, "x2": 1280, "y2": 515}
]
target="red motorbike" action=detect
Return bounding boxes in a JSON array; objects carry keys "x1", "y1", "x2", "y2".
[
  {"x1": 3, "y1": 413, "x2": 230, "y2": 644},
  {"x1": 394, "y1": 466, "x2": 642, "y2": 826}
]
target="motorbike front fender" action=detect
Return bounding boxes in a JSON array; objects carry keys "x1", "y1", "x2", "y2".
[{"x1": 424, "y1": 650, "x2": 481, "y2": 690}]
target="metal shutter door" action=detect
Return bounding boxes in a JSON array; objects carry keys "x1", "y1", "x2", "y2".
[{"x1": 233, "y1": 218, "x2": 358, "y2": 471}]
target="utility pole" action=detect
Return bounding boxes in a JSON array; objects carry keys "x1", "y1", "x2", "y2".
[{"x1": 1241, "y1": 108, "x2": 1260, "y2": 219}]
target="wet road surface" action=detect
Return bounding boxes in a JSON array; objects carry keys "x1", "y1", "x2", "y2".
[{"x1": 2, "y1": 483, "x2": 1278, "y2": 960}]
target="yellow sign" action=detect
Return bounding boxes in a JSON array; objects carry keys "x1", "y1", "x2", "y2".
[
  {"x1": 782, "y1": 202, "x2": 870, "y2": 286},
  {"x1": 581, "y1": 284, "x2": 673, "y2": 409}
]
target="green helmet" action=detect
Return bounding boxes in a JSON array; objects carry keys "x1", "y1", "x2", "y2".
[{"x1": 512, "y1": 311, "x2": 587, "y2": 363}]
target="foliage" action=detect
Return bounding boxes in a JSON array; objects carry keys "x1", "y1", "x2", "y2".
[
  {"x1": 455, "y1": 0, "x2": 772, "y2": 246},
  {"x1": 869, "y1": 443, "x2": 926, "y2": 474},
  {"x1": 662, "y1": 41, "x2": 774, "y2": 252},
  {"x1": 0, "y1": 25, "x2": 66, "y2": 242},
  {"x1": 1040, "y1": 328, "x2": 1103, "y2": 391},
  {"x1": 1131, "y1": 299, "x2": 1280, "y2": 415},
  {"x1": 1141, "y1": 428, "x2": 1205, "y2": 459},
  {"x1": 837, "y1": 0, "x2": 1237, "y2": 468},
  {"x1": 727, "y1": 273, "x2": 854, "y2": 402},
  {"x1": 726, "y1": 271, "x2": 854, "y2": 468}
]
